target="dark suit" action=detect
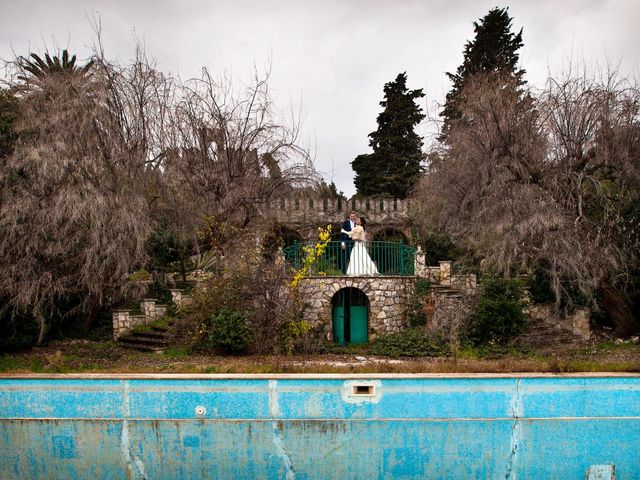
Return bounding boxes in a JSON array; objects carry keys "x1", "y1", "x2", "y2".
[{"x1": 340, "y1": 219, "x2": 355, "y2": 274}]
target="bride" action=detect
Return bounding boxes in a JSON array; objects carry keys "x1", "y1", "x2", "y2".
[{"x1": 342, "y1": 217, "x2": 379, "y2": 276}]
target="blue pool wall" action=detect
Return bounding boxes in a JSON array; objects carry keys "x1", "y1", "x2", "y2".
[{"x1": 1, "y1": 373, "x2": 638, "y2": 479}]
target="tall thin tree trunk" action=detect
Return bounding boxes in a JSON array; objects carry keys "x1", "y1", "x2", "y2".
[
  {"x1": 83, "y1": 298, "x2": 101, "y2": 332},
  {"x1": 599, "y1": 281, "x2": 639, "y2": 338}
]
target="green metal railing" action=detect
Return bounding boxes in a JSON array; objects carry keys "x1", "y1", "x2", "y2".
[{"x1": 282, "y1": 241, "x2": 416, "y2": 276}]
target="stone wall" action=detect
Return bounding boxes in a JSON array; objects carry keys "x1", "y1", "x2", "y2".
[
  {"x1": 293, "y1": 254, "x2": 477, "y2": 345},
  {"x1": 414, "y1": 250, "x2": 477, "y2": 294},
  {"x1": 266, "y1": 195, "x2": 410, "y2": 224},
  {"x1": 112, "y1": 290, "x2": 192, "y2": 340},
  {"x1": 297, "y1": 276, "x2": 415, "y2": 341},
  {"x1": 526, "y1": 304, "x2": 591, "y2": 341},
  {"x1": 263, "y1": 195, "x2": 412, "y2": 242}
]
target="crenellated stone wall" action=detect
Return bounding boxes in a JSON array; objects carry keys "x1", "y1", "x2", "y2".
[
  {"x1": 263, "y1": 195, "x2": 413, "y2": 243},
  {"x1": 297, "y1": 276, "x2": 415, "y2": 341}
]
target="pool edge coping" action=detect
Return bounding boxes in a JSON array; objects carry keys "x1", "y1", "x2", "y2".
[{"x1": 1, "y1": 372, "x2": 639, "y2": 380}]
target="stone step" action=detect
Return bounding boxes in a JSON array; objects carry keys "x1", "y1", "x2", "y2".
[
  {"x1": 517, "y1": 326, "x2": 585, "y2": 348},
  {"x1": 129, "y1": 330, "x2": 168, "y2": 339},
  {"x1": 118, "y1": 342, "x2": 167, "y2": 352},
  {"x1": 118, "y1": 334, "x2": 172, "y2": 347},
  {"x1": 430, "y1": 288, "x2": 460, "y2": 296}
]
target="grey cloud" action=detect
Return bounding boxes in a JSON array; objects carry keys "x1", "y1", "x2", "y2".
[{"x1": 1, "y1": 0, "x2": 637, "y2": 195}]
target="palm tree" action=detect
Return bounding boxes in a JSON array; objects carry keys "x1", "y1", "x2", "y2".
[{"x1": 18, "y1": 49, "x2": 94, "y2": 82}]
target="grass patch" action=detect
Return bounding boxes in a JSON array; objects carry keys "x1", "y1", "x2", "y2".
[
  {"x1": 593, "y1": 341, "x2": 639, "y2": 352},
  {"x1": 92, "y1": 341, "x2": 119, "y2": 352},
  {"x1": 457, "y1": 343, "x2": 533, "y2": 360},
  {"x1": 131, "y1": 325, "x2": 153, "y2": 334},
  {"x1": 163, "y1": 346, "x2": 191, "y2": 359},
  {"x1": 0, "y1": 354, "x2": 20, "y2": 372},
  {"x1": 552, "y1": 359, "x2": 640, "y2": 373},
  {"x1": 29, "y1": 358, "x2": 44, "y2": 373},
  {"x1": 151, "y1": 317, "x2": 170, "y2": 329}
]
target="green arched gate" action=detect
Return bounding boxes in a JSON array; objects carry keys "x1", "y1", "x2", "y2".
[{"x1": 331, "y1": 288, "x2": 369, "y2": 345}]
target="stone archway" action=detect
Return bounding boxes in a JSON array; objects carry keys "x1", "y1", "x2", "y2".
[
  {"x1": 297, "y1": 276, "x2": 413, "y2": 342},
  {"x1": 371, "y1": 227, "x2": 409, "y2": 244},
  {"x1": 331, "y1": 287, "x2": 370, "y2": 345}
]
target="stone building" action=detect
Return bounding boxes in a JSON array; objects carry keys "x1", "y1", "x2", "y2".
[{"x1": 265, "y1": 194, "x2": 476, "y2": 345}]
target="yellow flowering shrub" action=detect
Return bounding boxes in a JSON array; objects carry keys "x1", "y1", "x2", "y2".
[
  {"x1": 198, "y1": 215, "x2": 237, "y2": 253},
  {"x1": 290, "y1": 224, "x2": 332, "y2": 289}
]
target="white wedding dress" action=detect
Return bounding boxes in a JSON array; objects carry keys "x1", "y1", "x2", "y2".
[{"x1": 347, "y1": 237, "x2": 379, "y2": 276}]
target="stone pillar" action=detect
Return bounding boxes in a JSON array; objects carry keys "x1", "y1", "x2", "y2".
[
  {"x1": 414, "y1": 246, "x2": 427, "y2": 278},
  {"x1": 130, "y1": 315, "x2": 146, "y2": 327},
  {"x1": 170, "y1": 289, "x2": 183, "y2": 305},
  {"x1": 572, "y1": 308, "x2": 591, "y2": 340},
  {"x1": 155, "y1": 304, "x2": 168, "y2": 318},
  {"x1": 439, "y1": 261, "x2": 452, "y2": 286},
  {"x1": 112, "y1": 310, "x2": 131, "y2": 340},
  {"x1": 141, "y1": 298, "x2": 157, "y2": 319}
]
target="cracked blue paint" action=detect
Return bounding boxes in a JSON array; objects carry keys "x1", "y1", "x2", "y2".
[{"x1": 0, "y1": 374, "x2": 639, "y2": 479}]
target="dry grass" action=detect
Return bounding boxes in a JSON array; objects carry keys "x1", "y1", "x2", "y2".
[{"x1": 1, "y1": 337, "x2": 639, "y2": 374}]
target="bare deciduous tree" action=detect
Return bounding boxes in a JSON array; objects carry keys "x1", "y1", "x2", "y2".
[
  {"x1": 0, "y1": 41, "x2": 316, "y2": 344},
  {"x1": 414, "y1": 70, "x2": 640, "y2": 336},
  {"x1": 160, "y1": 67, "x2": 314, "y2": 236},
  {"x1": 0, "y1": 52, "x2": 153, "y2": 341}
]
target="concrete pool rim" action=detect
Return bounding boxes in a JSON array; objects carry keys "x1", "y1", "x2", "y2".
[{"x1": 1, "y1": 372, "x2": 639, "y2": 380}]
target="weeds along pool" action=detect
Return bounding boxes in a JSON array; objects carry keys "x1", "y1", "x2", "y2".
[{"x1": 1, "y1": 373, "x2": 639, "y2": 479}]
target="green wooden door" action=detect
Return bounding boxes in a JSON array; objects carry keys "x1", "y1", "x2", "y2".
[
  {"x1": 349, "y1": 306, "x2": 368, "y2": 344},
  {"x1": 332, "y1": 306, "x2": 345, "y2": 345}
]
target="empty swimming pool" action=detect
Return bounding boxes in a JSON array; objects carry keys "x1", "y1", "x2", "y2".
[{"x1": 1, "y1": 373, "x2": 638, "y2": 479}]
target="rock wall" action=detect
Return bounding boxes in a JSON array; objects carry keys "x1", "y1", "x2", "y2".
[
  {"x1": 264, "y1": 195, "x2": 413, "y2": 242},
  {"x1": 526, "y1": 304, "x2": 591, "y2": 341},
  {"x1": 297, "y1": 276, "x2": 415, "y2": 341},
  {"x1": 112, "y1": 290, "x2": 192, "y2": 340}
]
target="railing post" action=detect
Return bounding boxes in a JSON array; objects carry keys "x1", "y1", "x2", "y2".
[{"x1": 292, "y1": 240, "x2": 299, "y2": 269}]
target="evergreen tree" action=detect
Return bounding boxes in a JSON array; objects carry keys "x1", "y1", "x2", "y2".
[
  {"x1": 352, "y1": 72, "x2": 425, "y2": 198},
  {"x1": 441, "y1": 7, "x2": 525, "y2": 139}
]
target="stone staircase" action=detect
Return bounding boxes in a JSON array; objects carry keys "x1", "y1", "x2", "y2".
[
  {"x1": 117, "y1": 323, "x2": 174, "y2": 352},
  {"x1": 424, "y1": 283, "x2": 592, "y2": 349},
  {"x1": 112, "y1": 289, "x2": 192, "y2": 341},
  {"x1": 516, "y1": 303, "x2": 591, "y2": 349},
  {"x1": 516, "y1": 318, "x2": 587, "y2": 350}
]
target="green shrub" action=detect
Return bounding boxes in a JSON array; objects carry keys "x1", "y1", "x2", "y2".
[
  {"x1": 467, "y1": 277, "x2": 527, "y2": 346},
  {"x1": 368, "y1": 328, "x2": 450, "y2": 357},
  {"x1": 208, "y1": 308, "x2": 252, "y2": 355},
  {"x1": 127, "y1": 269, "x2": 151, "y2": 282},
  {"x1": 146, "y1": 221, "x2": 191, "y2": 273},
  {"x1": 280, "y1": 319, "x2": 318, "y2": 355},
  {"x1": 421, "y1": 231, "x2": 463, "y2": 266},
  {"x1": 527, "y1": 268, "x2": 555, "y2": 304},
  {"x1": 0, "y1": 312, "x2": 40, "y2": 352},
  {"x1": 407, "y1": 279, "x2": 431, "y2": 327}
]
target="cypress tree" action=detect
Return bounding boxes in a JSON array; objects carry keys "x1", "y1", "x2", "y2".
[
  {"x1": 441, "y1": 7, "x2": 525, "y2": 139},
  {"x1": 352, "y1": 72, "x2": 425, "y2": 198}
]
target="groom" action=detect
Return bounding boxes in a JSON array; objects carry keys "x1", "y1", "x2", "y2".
[{"x1": 340, "y1": 211, "x2": 358, "y2": 274}]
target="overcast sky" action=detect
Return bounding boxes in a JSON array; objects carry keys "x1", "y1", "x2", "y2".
[{"x1": 1, "y1": 0, "x2": 638, "y2": 196}]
